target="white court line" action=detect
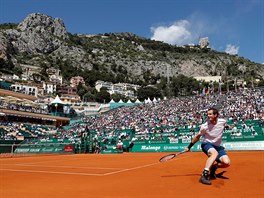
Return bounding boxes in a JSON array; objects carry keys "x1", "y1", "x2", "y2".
[
  {"x1": 14, "y1": 164, "x2": 122, "y2": 170},
  {"x1": 103, "y1": 155, "x2": 190, "y2": 176},
  {"x1": 0, "y1": 163, "x2": 158, "y2": 177},
  {"x1": 16, "y1": 157, "x2": 79, "y2": 165},
  {"x1": 0, "y1": 154, "x2": 190, "y2": 177},
  {"x1": 0, "y1": 168, "x2": 103, "y2": 176},
  {"x1": 103, "y1": 162, "x2": 159, "y2": 176}
]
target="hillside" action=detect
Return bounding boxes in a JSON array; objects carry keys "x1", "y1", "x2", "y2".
[{"x1": 0, "y1": 13, "x2": 263, "y2": 86}]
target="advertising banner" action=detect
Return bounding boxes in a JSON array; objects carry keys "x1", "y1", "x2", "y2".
[{"x1": 131, "y1": 141, "x2": 264, "y2": 152}]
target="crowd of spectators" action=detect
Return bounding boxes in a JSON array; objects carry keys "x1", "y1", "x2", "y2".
[
  {"x1": 79, "y1": 88, "x2": 263, "y2": 136},
  {"x1": 49, "y1": 88, "x2": 263, "y2": 150},
  {"x1": 0, "y1": 99, "x2": 49, "y2": 114},
  {"x1": 0, "y1": 121, "x2": 56, "y2": 141},
  {"x1": 0, "y1": 88, "x2": 263, "y2": 144}
]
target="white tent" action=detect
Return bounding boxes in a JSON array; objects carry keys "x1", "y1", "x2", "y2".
[
  {"x1": 109, "y1": 99, "x2": 116, "y2": 103},
  {"x1": 127, "y1": 99, "x2": 132, "y2": 103},
  {"x1": 50, "y1": 95, "x2": 65, "y2": 105},
  {"x1": 145, "y1": 97, "x2": 152, "y2": 103},
  {"x1": 135, "y1": 99, "x2": 142, "y2": 104},
  {"x1": 118, "y1": 99, "x2": 124, "y2": 103}
]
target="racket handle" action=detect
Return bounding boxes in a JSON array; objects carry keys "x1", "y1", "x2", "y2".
[{"x1": 179, "y1": 150, "x2": 188, "y2": 155}]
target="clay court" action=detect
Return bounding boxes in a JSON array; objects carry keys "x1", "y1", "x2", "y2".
[{"x1": 0, "y1": 151, "x2": 263, "y2": 198}]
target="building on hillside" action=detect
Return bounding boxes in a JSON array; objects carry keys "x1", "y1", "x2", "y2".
[
  {"x1": 95, "y1": 80, "x2": 140, "y2": 98},
  {"x1": 21, "y1": 74, "x2": 29, "y2": 81},
  {"x1": 194, "y1": 76, "x2": 222, "y2": 83},
  {"x1": 0, "y1": 74, "x2": 14, "y2": 81},
  {"x1": 46, "y1": 67, "x2": 63, "y2": 84},
  {"x1": 10, "y1": 83, "x2": 38, "y2": 97},
  {"x1": 57, "y1": 85, "x2": 77, "y2": 95},
  {"x1": 20, "y1": 64, "x2": 42, "y2": 75},
  {"x1": 60, "y1": 94, "x2": 81, "y2": 104},
  {"x1": 43, "y1": 82, "x2": 57, "y2": 95},
  {"x1": 199, "y1": 37, "x2": 209, "y2": 49},
  {"x1": 20, "y1": 64, "x2": 42, "y2": 81},
  {"x1": 12, "y1": 74, "x2": 20, "y2": 80},
  {"x1": 95, "y1": 80, "x2": 113, "y2": 91},
  {"x1": 70, "y1": 76, "x2": 85, "y2": 87},
  {"x1": 182, "y1": 44, "x2": 196, "y2": 49},
  {"x1": 1, "y1": 72, "x2": 39, "y2": 82},
  {"x1": 115, "y1": 82, "x2": 141, "y2": 92}
]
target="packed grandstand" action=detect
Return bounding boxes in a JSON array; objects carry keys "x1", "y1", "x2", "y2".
[{"x1": 0, "y1": 87, "x2": 263, "y2": 155}]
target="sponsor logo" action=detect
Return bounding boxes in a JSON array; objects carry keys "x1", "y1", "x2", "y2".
[
  {"x1": 64, "y1": 145, "x2": 74, "y2": 152},
  {"x1": 42, "y1": 148, "x2": 54, "y2": 152},
  {"x1": 164, "y1": 145, "x2": 179, "y2": 150},
  {"x1": 141, "y1": 145, "x2": 160, "y2": 151},
  {"x1": 169, "y1": 139, "x2": 178, "y2": 144},
  {"x1": 55, "y1": 148, "x2": 63, "y2": 152},
  {"x1": 29, "y1": 148, "x2": 41, "y2": 152},
  {"x1": 223, "y1": 141, "x2": 264, "y2": 150},
  {"x1": 16, "y1": 148, "x2": 30, "y2": 153},
  {"x1": 182, "y1": 139, "x2": 192, "y2": 143}
]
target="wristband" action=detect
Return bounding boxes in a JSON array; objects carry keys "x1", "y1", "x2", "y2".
[{"x1": 188, "y1": 142, "x2": 194, "y2": 149}]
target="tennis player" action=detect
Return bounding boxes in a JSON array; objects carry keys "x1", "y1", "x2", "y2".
[{"x1": 186, "y1": 107, "x2": 234, "y2": 185}]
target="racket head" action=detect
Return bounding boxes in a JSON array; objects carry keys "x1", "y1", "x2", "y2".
[
  {"x1": 159, "y1": 154, "x2": 176, "y2": 162},
  {"x1": 159, "y1": 150, "x2": 187, "y2": 163}
]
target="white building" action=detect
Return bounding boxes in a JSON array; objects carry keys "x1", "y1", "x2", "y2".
[
  {"x1": 10, "y1": 84, "x2": 38, "y2": 97},
  {"x1": 194, "y1": 76, "x2": 222, "y2": 83},
  {"x1": 20, "y1": 64, "x2": 42, "y2": 81},
  {"x1": 46, "y1": 68, "x2": 63, "y2": 84},
  {"x1": 199, "y1": 37, "x2": 209, "y2": 49},
  {"x1": 43, "y1": 82, "x2": 57, "y2": 94},
  {"x1": 95, "y1": 80, "x2": 113, "y2": 91},
  {"x1": 95, "y1": 80, "x2": 140, "y2": 98},
  {"x1": 20, "y1": 64, "x2": 42, "y2": 76},
  {"x1": 0, "y1": 74, "x2": 13, "y2": 81}
]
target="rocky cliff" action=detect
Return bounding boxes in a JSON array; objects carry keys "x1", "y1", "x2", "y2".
[{"x1": 0, "y1": 13, "x2": 263, "y2": 83}]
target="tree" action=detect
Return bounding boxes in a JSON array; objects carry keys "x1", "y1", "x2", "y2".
[
  {"x1": 170, "y1": 74, "x2": 200, "y2": 96},
  {"x1": 0, "y1": 59, "x2": 15, "y2": 74},
  {"x1": 83, "y1": 92, "x2": 95, "y2": 102},
  {"x1": 77, "y1": 83, "x2": 88, "y2": 100},
  {"x1": 111, "y1": 93, "x2": 128, "y2": 102},
  {"x1": 95, "y1": 89, "x2": 111, "y2": 103},
  {"x1": 137, "y1": 86, "x2": 162, "y2": 101},
  {"x1": 156, "y1": 76, "x2": 168, "y2": 96}
]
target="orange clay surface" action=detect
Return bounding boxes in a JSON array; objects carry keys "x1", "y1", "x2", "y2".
[{"x1": 0, "y1": 151, "x2": 263, "y2": 198}]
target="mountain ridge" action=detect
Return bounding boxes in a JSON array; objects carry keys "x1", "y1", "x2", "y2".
[{"x1": 0, "y1": 13, "x2": 263, "y2": 85}]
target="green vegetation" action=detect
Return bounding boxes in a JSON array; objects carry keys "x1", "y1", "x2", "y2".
[
  {"x1": 1, "y1": 30, "x2": 263, "y2": 103},
  {"x1": 0, "y1": 23, "x2": 18, "y2": 30}
]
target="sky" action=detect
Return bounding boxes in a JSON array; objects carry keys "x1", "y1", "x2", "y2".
[{"x1": 0, "y1": 0, "x2": 263, "y2": 64}]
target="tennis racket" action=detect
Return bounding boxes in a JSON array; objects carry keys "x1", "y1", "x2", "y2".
[{"x1": 159, "y1": 150, "x2": 187, "y2": 163}]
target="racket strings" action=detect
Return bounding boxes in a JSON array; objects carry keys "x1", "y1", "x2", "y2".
[{"x1": 159, "y1": 154, "x2": 175, "y2": 162}]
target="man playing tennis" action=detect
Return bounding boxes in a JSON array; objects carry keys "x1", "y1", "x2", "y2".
[{"x1": 186, "y1": 107, "x2": 233, "y2": 185}]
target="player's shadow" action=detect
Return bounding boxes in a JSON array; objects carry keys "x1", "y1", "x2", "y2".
[
  {"x1": 161, "y1": 171, "x2": 229, "y2": 179},
  {"x1": 161, "y1": 173, "x2": 200, "y2": 177},
  {"x1": 215, "y1": 171, "x2": 229, "y2": 180}
]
